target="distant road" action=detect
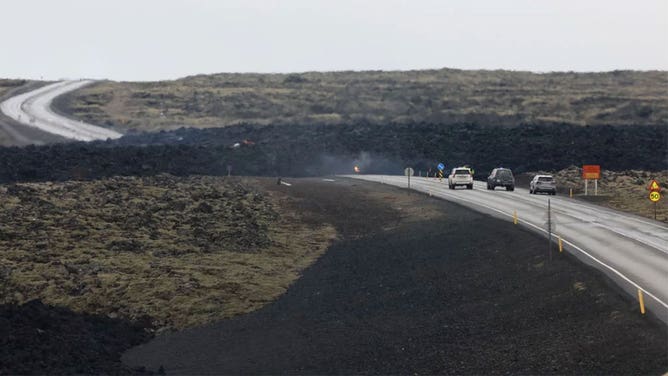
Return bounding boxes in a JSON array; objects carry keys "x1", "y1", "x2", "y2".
[
  {"x1": 348, "y1": 175, "x2": 668, "y2": 322},
  {"x1": 0, "y1": 80, "x2": 122, "y2": 142}
]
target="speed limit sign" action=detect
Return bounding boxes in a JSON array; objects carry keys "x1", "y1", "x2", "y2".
[{"x1": 649, "y1": 191, "x2": 661, "y2": 202}]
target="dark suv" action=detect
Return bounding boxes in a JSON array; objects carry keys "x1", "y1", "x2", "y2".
[{"x1": 487, "y1": 168, "x2": 515, "y2": 191}]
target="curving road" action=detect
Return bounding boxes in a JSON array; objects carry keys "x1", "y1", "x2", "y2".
[
  {"x1": 0, "y1": 80, "x2": 122, "y2": 141},
  {"x1": 347, "y1": 175, "x2": 668, "y2": 323}
]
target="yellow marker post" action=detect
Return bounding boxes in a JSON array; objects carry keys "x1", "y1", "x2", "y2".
[
  {"x1": 558, "y1": 237, "x2": 563, "y2": 253},
  {"x1": 638, "y1": 289, "x2": 646, "y2": 315},
  {"x1": 569, "y1": 188, "x2": 573, "y2": 198},
  {"x1": 513, "y1": 210, "x2": 518, "y2": 225}
]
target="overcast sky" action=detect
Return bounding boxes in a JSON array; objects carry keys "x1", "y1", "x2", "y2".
[{"x1": 2, "y1": 0, "x2": 666, "y2": 81}]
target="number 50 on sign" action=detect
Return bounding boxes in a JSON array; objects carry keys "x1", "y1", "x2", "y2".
[{"x1": 649, "y1": 191, "x2": 661, "y2": 202}]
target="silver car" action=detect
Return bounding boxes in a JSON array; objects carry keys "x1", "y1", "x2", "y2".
[{"x1": 530, "y1": 175, "x2": 557, "y2": 195}]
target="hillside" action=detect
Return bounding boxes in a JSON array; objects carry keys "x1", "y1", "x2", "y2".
[
  {"x1": 0, "y1": 79, "x2": 28, "y2": 98},
  {"x1": 0, "y1": 123, "x2": 665, "y2": 185},
  {"x1": 53, "y1": 69, "x2": 668, "y2": 133}
]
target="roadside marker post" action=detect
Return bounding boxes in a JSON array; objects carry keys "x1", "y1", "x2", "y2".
[
  {"x1": 569, "y1": 188, "x2": 573, "y2": 198},
  {"x1": 558, "y1": 237, "x2": 563, "y2": 253},
  {"x1": 638, "y1": 289, "x2": 646, "y2": 315},
  {"x1": 547, "y1": 199, "x2": 552, "y2": 261},
  {"x1": 513, "y1": 210, "x2": 518, "y2": 225},
  {"x1": 404, "y1": 167, "x2": 414, "y2": 189}
]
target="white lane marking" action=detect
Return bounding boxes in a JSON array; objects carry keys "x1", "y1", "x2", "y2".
[
  {"x1": 432, "y1": 183, "x2": 668, "y2": 310},
  {"x1": 406, "y1": 178, "x2": 668, "y2": 269},
  {"x1": 280, "y1": 181, "x2": 292, "y2": 186},
  {"x1": 351, "y1": 175, "x2": 668, "y2": 311},
  {"x1": 322, "y1": 179, "x2": 336, "y2": 182},
  {"x1": 466, "y1": 181, "x2": 668, "y2": 254},
  {"x1": 471, "y1": 180, "x2": 667, "y2": 231}
]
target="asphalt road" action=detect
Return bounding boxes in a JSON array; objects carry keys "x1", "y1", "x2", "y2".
[
  {"x1": 347, "y1": 175, "x2": 668, "y2": 323},
  {"x1": 0, "y1": 80, "x2": 122, "y2": 142},
  {"x1": 0, "y1": 82, "x2": 70, "y2": 146}
]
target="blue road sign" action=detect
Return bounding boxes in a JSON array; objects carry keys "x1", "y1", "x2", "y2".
[{"x1": 437, "y1": 163, "x2": 445, "y2": 171}]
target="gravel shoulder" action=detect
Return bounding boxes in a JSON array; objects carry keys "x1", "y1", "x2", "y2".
[{"x1": 123, "y1": 178, "x2": 667, "y2": 375}]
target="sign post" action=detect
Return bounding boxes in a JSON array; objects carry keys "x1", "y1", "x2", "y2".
[
  {"x1": 548, "y1": 199, "x2": 552, "y2": 261},
  {"x1": 437, "y1": 163, "x2": 445, "y2": 181},
  {"x1": 648, "y1": 179, "x2": 661, "y2": 220},
  {"x1": 405, "y1": 167, "x2": 414, "y2": 189},
  {"x1": 582, "y1": 165, "x2": 601, "y2": 196}
]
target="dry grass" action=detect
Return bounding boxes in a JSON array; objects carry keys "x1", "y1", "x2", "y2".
[
  {"x1": 54, "y1": 69, "x2": 668, "y2": 132},
  {"x1": 0, "y1": 175, "x2": 336, "y2": 331}
]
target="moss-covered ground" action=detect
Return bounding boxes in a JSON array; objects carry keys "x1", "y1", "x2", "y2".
[{"x1": 0, "y1": 175, "x2": 336, "y2": 331}]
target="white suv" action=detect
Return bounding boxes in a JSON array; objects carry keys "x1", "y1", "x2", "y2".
[
  {"x1": 530, "y1": 175, "x2": 557, "y2": 195},
  {"x1": 448, "y1": 167, "x2": 473, "y2": 190}
]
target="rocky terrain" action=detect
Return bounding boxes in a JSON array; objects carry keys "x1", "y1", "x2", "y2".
[
  {"x1": 0, "y1": 175, "x2": 335, "y2": 331},
  {"x1": 1, "y1": 176, "x2": 666, "y2": 374},
  {"x1": 53, "y1": 69, "x2": 668, "y2": 133},
  {"x1": 123, "y1": 178, "x2": 668, "y2": 375},
  {"x1": 0, "y1": 300, "x2": 151, "y2": 374},
  {"x1": 520, "y1": 167, "x2": 668, "y2": 222},
  {"x1": 0, "y1": 70, "x2": 666, "y2": 373},
  {"x1": 0, "y1": 175, "x2": 337, "y2": 373},
  {"x1": 0, "y1": 123, "x2": 664, "y2": 187}
]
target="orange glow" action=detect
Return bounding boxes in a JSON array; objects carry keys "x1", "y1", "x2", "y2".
[{"x1": 354, "y1": 166, "x2": 360, "y2": 173}]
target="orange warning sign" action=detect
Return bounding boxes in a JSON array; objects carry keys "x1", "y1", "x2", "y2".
[
  {"x1": 582, "y1": 165, "x2": 600, "y2": 180},
  {"x1": 648, "y1": 179, "x2": 661, "y2": 192}
]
